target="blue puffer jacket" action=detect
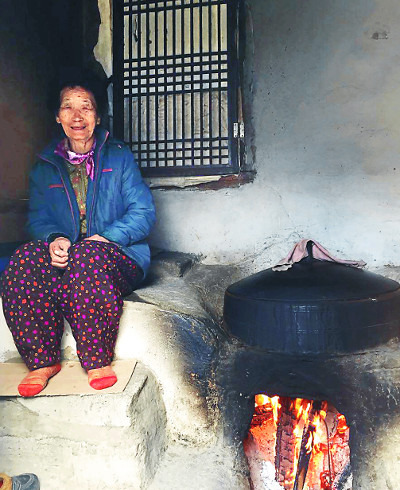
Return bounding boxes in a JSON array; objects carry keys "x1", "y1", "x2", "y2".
[{"x1": 27, "y1": 127, "x2": 156, "y2": 276}]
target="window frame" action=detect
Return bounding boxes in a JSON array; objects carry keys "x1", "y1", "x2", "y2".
[{"x1": 112, "y1": 0, "x2": 242, "y2": 178}]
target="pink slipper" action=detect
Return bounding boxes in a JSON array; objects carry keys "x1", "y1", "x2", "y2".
[
  {"x1": 18, "y1": 364, "x2": 61, "y2": 397},
  {"x1": 88, "y1": 366, "x2": 117, "y2": 390}
]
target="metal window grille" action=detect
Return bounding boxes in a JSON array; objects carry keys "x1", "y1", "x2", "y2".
[{"x1": 113, "y1": 0, "x2": 240, "y2": 177}]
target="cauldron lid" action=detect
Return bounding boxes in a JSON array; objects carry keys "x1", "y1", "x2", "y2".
[
  {"x1": 224, "y1": 259, "x2": 400, "y2": 354},
  {"x1": 226, "y1": 260, "x2": 399, "y2": 302}
]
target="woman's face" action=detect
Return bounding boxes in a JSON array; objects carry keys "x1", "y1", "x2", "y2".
[{"x1": 56, "y1": 86, "x2": 99, "y2": 152}]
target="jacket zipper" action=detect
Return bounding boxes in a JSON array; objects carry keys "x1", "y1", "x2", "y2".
[
  {"x1": 40, "y1": 157, "x2": 78, "y2": 240},
  {"x1": 87, "y1": 133, "x2": 108, "y2": 236}
]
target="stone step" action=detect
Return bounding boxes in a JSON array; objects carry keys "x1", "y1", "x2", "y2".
[{"x1": 0, "y1": 361, "x2": 167, "y2": 490}]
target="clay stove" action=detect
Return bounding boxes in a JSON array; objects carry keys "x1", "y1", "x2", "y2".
[{"x1": 218, "y1": 250, "x2": 400, "y2": 489}]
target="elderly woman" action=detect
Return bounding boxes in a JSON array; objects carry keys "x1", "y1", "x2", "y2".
[{"x1": 0, "y1": 72, "x2": 155, "y2": 397}]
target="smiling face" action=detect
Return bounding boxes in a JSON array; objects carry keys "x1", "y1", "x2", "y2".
[{"x1": 56, "y1": 86, "x2": 100, "y2": 153}]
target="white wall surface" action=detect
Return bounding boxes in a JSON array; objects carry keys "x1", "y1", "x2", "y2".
[{"x1": 99, "y1": 0, "x2": 400, "y2": 269}]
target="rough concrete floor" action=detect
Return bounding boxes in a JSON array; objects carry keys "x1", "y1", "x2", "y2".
[{"x1": 149, "y1": 444, "x2": 250, "y2": 490}]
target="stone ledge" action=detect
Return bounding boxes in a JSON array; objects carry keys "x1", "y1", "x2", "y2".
[{"x1": 0, "y1": 362, "x2": 167, "y2": 490}]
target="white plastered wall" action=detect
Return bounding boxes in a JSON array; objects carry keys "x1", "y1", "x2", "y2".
[{"x1": 95, "y1": 0, "x2": 400, "y2": 269}]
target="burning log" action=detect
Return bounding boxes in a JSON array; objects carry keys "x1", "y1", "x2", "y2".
[
  {"x1": 274, "y1": 397, "x2": 299, "y2": 488},
  {"x1": 293, "y1": 401, "x2": 323, "y2": 490}
]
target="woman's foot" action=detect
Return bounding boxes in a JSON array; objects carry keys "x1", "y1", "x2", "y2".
[
  {"x1": 87, "y1": 365, "x2": 117, "y2": 390},
  {"x1": 18, "y1": 364, "x2": 61, "y2": 397}
]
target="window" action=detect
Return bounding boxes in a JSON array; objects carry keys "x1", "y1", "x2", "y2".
[{"x1": 113, "y1": 0, "x2": 242, "y2": 177}]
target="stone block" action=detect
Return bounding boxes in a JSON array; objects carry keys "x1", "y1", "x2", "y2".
[{"x1": 0, "y1": 362, "x2": 167, "y2": 490}]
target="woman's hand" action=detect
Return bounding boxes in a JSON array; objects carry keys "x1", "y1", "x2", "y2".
[
  {"x1": 49, "y1": 237, "x2": 71, "y2": 268},
  {"x1": 84, "y1": 234, "x2": 110, "y2": 243}
]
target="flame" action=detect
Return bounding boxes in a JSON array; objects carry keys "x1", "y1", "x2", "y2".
[
  {"x1": 254, "y1": 394, "x2": 281, "y2": 424},
  {"x1": 254, "y1": 394, "x2": 268, "y2": 407},
  {"x1": 310, "y1": 409, "x2": 327, "y2": 454},
  {"x1": 292, "y1": 398, "x2": 312, "y2": 420},
  {"x1": 337, "y1": 414, "x2": 349, "y2": 435}
]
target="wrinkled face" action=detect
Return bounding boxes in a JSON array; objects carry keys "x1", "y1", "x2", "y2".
[{"x1": 56, "y1": 86, "x2": 99, "y2": 150}]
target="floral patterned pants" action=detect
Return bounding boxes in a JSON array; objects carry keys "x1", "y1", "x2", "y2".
[{"x1": 1, "y1": 240, "x2": 143, "y2": 371}]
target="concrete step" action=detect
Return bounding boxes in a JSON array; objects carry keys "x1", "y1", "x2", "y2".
[{"x1": 0, "y1": 361, "x2": 167, "y2": 490}]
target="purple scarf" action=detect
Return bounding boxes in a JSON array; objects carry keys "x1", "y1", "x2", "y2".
[{"x1": 55, "y1": 138, "x2": 96, "y2": 181}]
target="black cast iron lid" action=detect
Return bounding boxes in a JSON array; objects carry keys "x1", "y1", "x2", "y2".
[{"x1": 224, "y1": 258, "x2": 400, "y2": 354}]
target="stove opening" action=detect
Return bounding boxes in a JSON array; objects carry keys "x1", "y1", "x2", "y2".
[{"x1": 243, "y1": 395, "x2": 351, "y2": 490}]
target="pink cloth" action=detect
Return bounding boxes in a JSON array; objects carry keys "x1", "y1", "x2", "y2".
[
  {"x1": 54, "y1": 138, "x2": 96, "y2": 181},
  {"x1": 272, "y1": 239, "x2": 366, "y2": 271}
]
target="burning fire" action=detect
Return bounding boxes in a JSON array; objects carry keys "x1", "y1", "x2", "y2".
[
  {"x1": 255, "y1": 394, "x2": 281, "y2": 424},
  {"x1": 244, "y1": 395, "x2": 350, "y2": 490}
]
